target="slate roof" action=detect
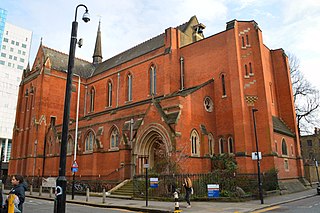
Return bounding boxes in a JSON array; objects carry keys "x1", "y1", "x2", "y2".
[
  {"x1": 42, "y1": 46, "x2": 95, "y2": 78},
  {"x1": 168, "y1": 78, "x2": 215, "y2": 98},
  {"x1": 272, "y1": 116, "x2": 295, "y2": 137},
  {"x1": 93, "y1": 33, "x2": 165, "y2": 76},
  {"x1": 92, "y1": 16, "x2": 197, "y2": 77}
]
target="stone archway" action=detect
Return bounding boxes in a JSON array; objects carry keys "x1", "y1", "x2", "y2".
[{"x1": 134, "y1": 124, "x2": 172, "y2": 175}]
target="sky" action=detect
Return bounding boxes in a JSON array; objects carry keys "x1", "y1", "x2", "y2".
[{"x1": 1, "y1": 0, "x2": 320, "y2": 90}]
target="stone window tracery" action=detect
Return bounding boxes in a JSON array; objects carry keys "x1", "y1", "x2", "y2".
[{"x1": 204, "y1": 96, "x2": 213, "y2": 112}]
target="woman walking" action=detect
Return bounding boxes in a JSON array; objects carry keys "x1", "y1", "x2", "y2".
[
  {"x1": 6, "y1": 175, "x2": 27, "y2": 212},
  {"x1": 183, "y1": 176, "x2": 193, "y2": 208}
]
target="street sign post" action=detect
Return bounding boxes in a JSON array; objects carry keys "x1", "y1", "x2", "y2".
[{"x1": 71, "y1": 160, "x2": 79, "y2": 199}]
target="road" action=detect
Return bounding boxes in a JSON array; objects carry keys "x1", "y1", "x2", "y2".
[
  {"x1": 253, "y1": 195, "x2": 320, "y2": 213},
  {"x1": 24, "y1": 197, "x2": 142, "y2": 213}
]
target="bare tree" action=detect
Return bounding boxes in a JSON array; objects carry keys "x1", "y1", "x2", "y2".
[{"x1": 288, "y1": 53, "x2": 320, "y2": 135}]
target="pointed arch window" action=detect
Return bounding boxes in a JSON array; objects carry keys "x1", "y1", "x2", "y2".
[
  {"x1": 90, "y1": 87, "x2": 95, "y2": 112},
  {"x1": 107, "y1": 81, "x2": 112, "y2": 107},
  {"x1": 249, "y1": 62, "x2": 253, "y2": 75},
  {"x1": 67, "y1": 136, "x2": 73, "y2": 155},
  {"x1": 244, "y1": 64, "x2": 248, "y2": 76},
  {"x1": 241, "y1": 36, "x2": 245, "y2": 47},
  {"x1": 246, "y1": 35, "x2": 249, "y2": 46},
  {"x1": 221, "y1": 74, "x2": 226, "y2": 97},
  {"x1": 85, "y1": 131, "x2": 94, "y2": 152},
  {"x1": 191, "y1": 130, "x2": 200, "y2": 156},
  {"x1": 208, "y1": 133, "x2": 214, "y2": 156},
  {"x1": 149, "y1": 65, "x2": 156, "y2": 95},
  {"x1": 127, "y1": 73, "x2": 132, "y2": 101},
  {"x1": 228, "y1": 137, "x2": 234, "y2": 154},
  {"x1": 219, "y1": 138, "x2": 224, "y2": 154},
  {"x1": 110, "y1": 127, "x2": 119, "y2": 149},
  {"x1": 282, "y1": 139, "x2": 288, "y2": 156}
]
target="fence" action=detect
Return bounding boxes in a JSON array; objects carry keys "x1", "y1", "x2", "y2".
[
  {"x1": 5, "y1": 171, "x2": 278, "y2": 198},
  {"x1": 10, "y1": 175, "x2": 119, "y2": 194},
  {"x1": 132, "y1": 171, "x2": 279, "y2": 199}
]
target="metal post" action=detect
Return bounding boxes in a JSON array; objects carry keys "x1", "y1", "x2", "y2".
[
  {"x1": 56, "y1": 4, "x2": 89, "y2": 213},
  {"x1": 0, "y1": 143, "x2": 3, "y2": 184},
  {"x1": 145, "y1": 167, "x2": 148, "y2": 207},
  {"x1": 252, "y1": 108, "x2": 264, "y2": 204},
  {"x1": 315, "y1": 160, "x2": 320, "y2": 184},
  {"x1": 72, "y1": 172, "x2": 75, "y2": 200},
  {"x1": 72, "y1": 76, "x2": 80, "y2": 200},
  {"x1": 32, "y1": 140, "x2": 38, "y2": 192}
]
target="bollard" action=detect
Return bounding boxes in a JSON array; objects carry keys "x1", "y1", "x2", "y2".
[
  {"x1": 102, "y1": 188, "x2": 106, "y2": 203},
  {"x1": 30, "y1": 185, "x2": 33, "y2": 195},
  {"x1": 86, "y1": 187, "x2": 89, "y2": 202},
  {"x1": 173, "y1": 191, "x2": 182, "y2": 213},
  {"x1": 50, "y1": 187, "x2": 53, "y2": 198},
  {"x1": 39, "y1": 185, "x2": 43, "y2": 196}
]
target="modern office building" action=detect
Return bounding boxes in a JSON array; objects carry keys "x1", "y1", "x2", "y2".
[
  {"x1": 0, "y1": 9, "x2": 8, "y2": 50},
  {"x1": 0, "y1": 7, "x2": 32, "y2": 178}
]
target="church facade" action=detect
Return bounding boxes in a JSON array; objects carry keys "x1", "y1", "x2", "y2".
[{"x1": 9, "y1": 16, "x2": 304, "y2": 182}]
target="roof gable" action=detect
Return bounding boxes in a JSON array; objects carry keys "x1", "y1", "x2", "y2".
[{"x1": 42, "y1": 46, "x2": 95, "y2": 78}]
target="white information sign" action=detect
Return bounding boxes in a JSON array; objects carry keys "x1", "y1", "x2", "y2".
[
  {"x1": 252, "y1": 152, "x2": 262, "y2": 160},
  {"x1": 42, "y1": 177, "x2": 57, "y2": 187}
]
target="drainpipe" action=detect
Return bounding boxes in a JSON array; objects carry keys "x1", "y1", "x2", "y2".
[
  {"x1": 84, "y1": 86, "x2": 87, "y2": 116},
  {"x1": 180, "y1": 57, "x2": 184, "y2": 90},
  {"x1": 117, "y1": 72, "x2": 120, "y2": 107}
]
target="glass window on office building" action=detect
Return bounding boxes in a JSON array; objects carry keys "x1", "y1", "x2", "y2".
[{"x1": 6, "y1": 141, "x2": 12, "y2": 162}]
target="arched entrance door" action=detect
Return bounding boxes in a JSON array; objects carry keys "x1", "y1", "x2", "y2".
[{"x1": 134, "y1": 124, "x2": 172, "y2": 175}]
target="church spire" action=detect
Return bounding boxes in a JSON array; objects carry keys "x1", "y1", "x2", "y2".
[{"x1": 93, "y1": 20, "x2": 102, "y2": 65}]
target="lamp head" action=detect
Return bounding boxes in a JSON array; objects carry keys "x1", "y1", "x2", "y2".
[{"x1": 82, "y1": 10, "x2": 90, "y2": 23}]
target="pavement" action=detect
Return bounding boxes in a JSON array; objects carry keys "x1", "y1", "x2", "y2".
[{"x1": 6, "y1": 187, "x2": 319, "y2": 213}]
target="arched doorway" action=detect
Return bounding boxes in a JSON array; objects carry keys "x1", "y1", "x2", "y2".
[{"x1": 134, "y1": 124, "x2": 172, "y2": 175}]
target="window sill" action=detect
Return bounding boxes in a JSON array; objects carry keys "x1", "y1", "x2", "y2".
[
  {"x1": 109, "y1": 147, "x2": 119, "y2": 152},
  {"x1": 83, "y1": 151, "x2": 93, "y2": 154},
  {"x1": 222, "y1": 95, "x2": 227, "y2": 99},
  {"x1": 244, "y1": 75, "x2": 249, "y2": 79}
]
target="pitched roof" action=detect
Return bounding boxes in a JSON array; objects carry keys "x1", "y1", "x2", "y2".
[
  {"x1": 272, "y1": 116, "x2": 295, "y2": 137},
  {"x1": 92, "y1": 16, "x2": 200, "y2": 77},
  {"x1": 93, "y1": 33, "x2": 165, "y2": 76},
  {"x1": 42, "y1": 46, "x2": 95, "y2": 78}
]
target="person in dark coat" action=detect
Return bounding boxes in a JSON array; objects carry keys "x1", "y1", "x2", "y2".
[{"x1": 7, "y1": 175, "x2": 27, "y2": 212}]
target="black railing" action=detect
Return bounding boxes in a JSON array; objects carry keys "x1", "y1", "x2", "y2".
[
  {"x1": 6, "y1": 170, "x2": 278, "y2": 198},
  {"x1": 132, "y1": 171, "x2": 279, "y2": 199}
]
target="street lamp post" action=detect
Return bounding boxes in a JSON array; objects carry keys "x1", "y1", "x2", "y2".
[
  {"x1": 252, "y1": 108, "x2": 264, "y2": 204},
  {"x1": 55, "y1": 4, "x2": 90, "y2": 213}
]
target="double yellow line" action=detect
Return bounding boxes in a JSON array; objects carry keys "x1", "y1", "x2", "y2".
[{"x1": 250, "y1": 205, "x2": 280, "y2": 213}]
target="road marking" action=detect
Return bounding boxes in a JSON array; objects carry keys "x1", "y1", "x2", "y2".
[
  {"x1": 252, "y1": 206, "x2": 280, "y2": 213},
  {"x1": 109, "y1": 208, "x2": 140, "y2": 212}
]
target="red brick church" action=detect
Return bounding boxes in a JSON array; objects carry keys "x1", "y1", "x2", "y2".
[{"x1": 9, "y1": 16, "x2": 304, "y2": 182}]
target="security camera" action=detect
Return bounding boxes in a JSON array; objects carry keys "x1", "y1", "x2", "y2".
[
  {"x1": 82, "y1": 12, "x2": 90, "y2": 23},
  {"x1": 78, "y1": 38, "x2": 83, "y2": 48}
]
